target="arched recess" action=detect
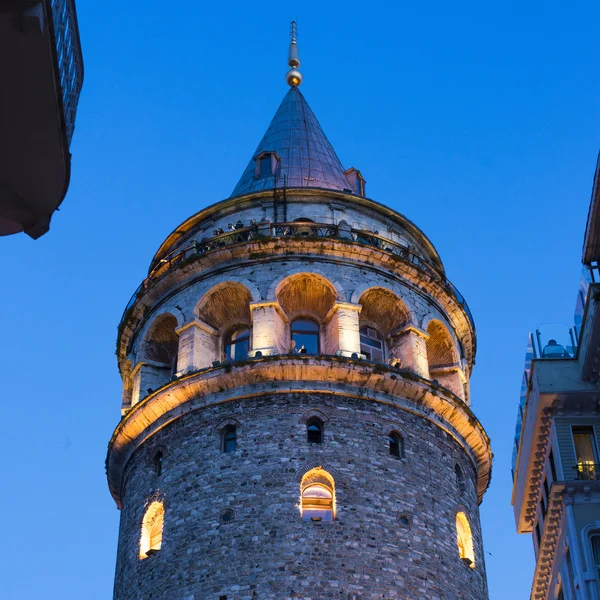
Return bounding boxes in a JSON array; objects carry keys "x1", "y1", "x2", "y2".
[
  {"x1": 300, "y1": 468, "x2": 336, "y2": 522},
  {"x1": 426, "y1": 319, "x2": 465, "y2": 401},
  {"x1": 132, "y1": 314, "x2": 179, "y2": 406},
  {"x1": 274, "y1": 273, "x2": 339, "y2": 355},
  {"x1": 195, "y1": 282, "x2": 254, "y2": 363},
  {"x1": 456, "y1": 511, "x2": 475, "y2": 568},
  {"x1": 358, "y1": 287, "x2": 411, "y2": 364},
  {"x1": 140, "y1": 500, "x2": 164, "y2": 559}
]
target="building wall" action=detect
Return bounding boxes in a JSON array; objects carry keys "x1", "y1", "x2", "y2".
[{"x1": 113, "y1": 393, "x2": 487, "y2": 600}]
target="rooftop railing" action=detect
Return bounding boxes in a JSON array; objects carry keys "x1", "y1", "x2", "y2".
[
  {"x1": 120, "y1": 222, "x2": 475, "y2": 333},
  {"x1": 49, "y1": 0, "x2": 83, "y2": 144}
]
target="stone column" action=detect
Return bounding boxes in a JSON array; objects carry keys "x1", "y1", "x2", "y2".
[
  {"x1": 429, "y1": 365, "x2": 467, "y2": 401},
  {"x1": 250, "y1": 302, "x2": 288, "y2": 355},
  {"x1": 389, "y1": 326, "x2": 430, "y2": 378},
  {"x1": 176, "y1": 319, "x2": 219, "y2": 374},
  {"x1": 324, "y1": 302, "x2": 361, "y2": 356},
  {"x1": 131, "y1": 361, "x2": 172, "y2": 406}
]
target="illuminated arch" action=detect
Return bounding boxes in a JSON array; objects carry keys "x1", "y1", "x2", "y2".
[
  {"x1": 300, "y1": 468, "x2": 335, "y2": 522},
  {"x1": 140, "y1": 501, "x2": 164, "y2": 559},
  {"x1": 196, "y1": 282, "x2": 254, "y2": 332},
  {"x1": 139, "y1": 314, "x2": 179, "y2": 369},
  {"x1": 426, "y1": 319, "x2": 459, "y2": 369},
  {"x1": 456, "y1": 511, "x2": 475, "y2": 567}
]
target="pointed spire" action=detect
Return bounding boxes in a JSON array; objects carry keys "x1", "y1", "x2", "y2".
[
  {"x1": 286, "y1": 21, "x2": 302, "y2": 87},
  {"x1": 230, "y1": 87, "x2": 351, "y2": 197}
]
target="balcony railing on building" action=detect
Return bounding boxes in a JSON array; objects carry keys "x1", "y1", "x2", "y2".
[
  {"x1": 120, "y1": 221, "x2": 475, "y2": 333},
  {"x1": 574, "y1": 463, "x2": 600, "y2": 481}
]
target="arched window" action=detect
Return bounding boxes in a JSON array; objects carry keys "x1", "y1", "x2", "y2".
[
  {"x1": 224, "y1": 326, "x2": 250, "y2": 361},
  {"x1": 456, "y1": 511, "x2": 475, "y2": 567},
  {"x1": 291, "y1": 318, "x2": 319, "y2": 354},
  {"x1": 222, "y1": 425, "x2": 237, "y2": 453},
  {"x1": 140, "y1": 501, "x2": 164, "y2": 559},
  {"x1": 300, "y1": 468, "x2": 335, "y2": 522},
  {"x1": 388, "y1": 432, "x2": 403, "y2": 458},
  {"x1": 360, "y1": 326, "x2": 385, "y2": 363},
  {"x1": 455, "y1": 464, "x2": 466, "y2": 493},
  {"x1": 306, "y1": 417, "x2": 323, "y2": 444}
]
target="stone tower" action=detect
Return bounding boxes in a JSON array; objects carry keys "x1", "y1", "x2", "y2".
[{"x1": 108, "y1": 28, "x2": 492, "y2": 600}]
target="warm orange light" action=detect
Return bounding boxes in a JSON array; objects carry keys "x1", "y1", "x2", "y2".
[{"x1": 140, "y1": 501, "x2": 164, "y2": 559}]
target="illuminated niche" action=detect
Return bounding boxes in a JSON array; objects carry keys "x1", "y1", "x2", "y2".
[
  {"x1": 456, "y1": 511, "x2": 475, "y2": 567},
  {"x1": 300, "y1": 468, "x2": 335, "y2": 522},
  {"x1": 140, "y1": 501, "x2": 164, "y2": 559}
]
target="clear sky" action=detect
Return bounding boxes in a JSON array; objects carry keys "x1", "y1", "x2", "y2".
[{"x1": 2, "y1": 1, "x2": 599, "y2": 598}]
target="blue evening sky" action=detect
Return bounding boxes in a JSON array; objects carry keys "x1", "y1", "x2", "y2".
[{"x1": 2, "y1": 1, "x2": 599, "y2": 598}]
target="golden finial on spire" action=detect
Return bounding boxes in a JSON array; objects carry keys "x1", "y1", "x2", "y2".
[{"x1": 286, "y1": 21, "x2": 303, "y2": 87}]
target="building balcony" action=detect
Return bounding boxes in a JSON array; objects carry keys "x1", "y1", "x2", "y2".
[
  {"x1": 574, "y1": 463, "x2": 600, "y2": 481},
  {"x1": 120, "y1": 221, "x2": 475, "y2": 335},
  {"x1": 0, "y1": 0, "x2": 83, "y2": 238}
]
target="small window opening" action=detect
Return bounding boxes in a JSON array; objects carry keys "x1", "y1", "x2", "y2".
[
  {"x1": 389, "y1": 432, "x2": 403, "y2": 458},
  {"x1": 291, "y1": 318, "x2": 319, "y2": 355},
  {"x1": 257, "y1": 153, "x2": 277, "y2": 178},
  {"x1": 224, "y1": 326, "x2": 250, "y2": 362},
  {"x1": 302, "y1": 484, "x2": 333, "y2": 521},
  {"x1": 153, "y1": 451, "x2": 164, "y2": 476},
  {"x1": 222, "y1": 425, "x2": 237, "y2": 453},
  {"x1": 455, "y1": 464, "x2": 465, "y2": 493},
  {"x1": 360, "y1": 326, "x2": 385, "y2": 362},
  {"x1": 139, "y1": 501, "x2": 164, "y2": 559},
  {"x1": 456, "y1": 511, "x2": 475, "y2": 568},
  {"x1": 306, "y1": 418, "x2": 323, "y2": 444}
]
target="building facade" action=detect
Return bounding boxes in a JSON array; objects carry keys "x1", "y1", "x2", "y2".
[
  {"x1": 107, "y1": 30, "x2": 492, "y2": 600},
  {"x1": 512, "y1": 154, "x2": 600, "y2": 600},
  {"x1": 0, "y1": 0, "x2": 83, "y2": 238}
]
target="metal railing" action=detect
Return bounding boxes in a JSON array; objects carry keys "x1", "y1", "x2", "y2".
[
  {"x1": 49, "y1": 0, "x2": 83, "y2": 144},
  {"x1": 574, "y1": 463, "x2": 600, "y2": 481},
  {"x1": 120, "y1": 222, "x2": 475, "y2": 332}
]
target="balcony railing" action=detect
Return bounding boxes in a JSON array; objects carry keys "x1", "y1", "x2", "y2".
[
  {"x1": 574, "y1": 463, "x2": 600, "y2": 481},
  {"x1": 120, "y1": 222, "x2": 475, "y2": 333},
  {"x1": 49, "y1": 0, "x2": 83, "y2": 144}
]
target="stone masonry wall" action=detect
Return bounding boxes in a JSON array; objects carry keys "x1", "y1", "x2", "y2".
[{"x1": 113, "y1": 393, "x2": 488, "y2": 600}]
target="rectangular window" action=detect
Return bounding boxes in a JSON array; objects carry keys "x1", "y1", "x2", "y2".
[
  {"x1": 540, "y1": 493, "x2": 547, "y2": 520},
  {"x1": 592, "y1": 536, "x2": 600, "y2": 582},
  {"x1": 259, "y1": 155, "x2": 272, "y2": 178},
  {"x1": 535, "y1": 523, "x2": 542, "y2": 548},
  {"x1": 543, "y1": 477, "x2": 550, "y2": 502},
  {"x1": 573, "y1": 426, "x2": 598, "y2": 480}
]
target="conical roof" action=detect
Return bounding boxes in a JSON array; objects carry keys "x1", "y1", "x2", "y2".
[{"x1": 231, "y1": 87, "x2": 351, "y2": 197}]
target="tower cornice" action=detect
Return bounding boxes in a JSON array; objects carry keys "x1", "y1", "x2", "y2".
[{"x1": 106, "y1": 355, "x2": 492, "y2": 509}]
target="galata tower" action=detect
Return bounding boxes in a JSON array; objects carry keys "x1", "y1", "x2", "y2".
[{"x1": 108, "y1": 24, "x2": 492, "y2": 600}]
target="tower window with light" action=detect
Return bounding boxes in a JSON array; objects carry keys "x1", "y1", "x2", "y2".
[
  {"x1": 300, "y1": 469, "x2": 335, "y2": 522},
  {"x1": 140, "y1": 501, "x2": 164, "y2": 559},
  {"x1": 456, "y1": 511, "x2": 475, "y2": 567}
]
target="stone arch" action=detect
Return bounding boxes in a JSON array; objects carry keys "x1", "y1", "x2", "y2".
[
  {"x1": 298, "y1": 409, "x2": 330, "y2": 424},
  {"x1": 426, "y1": 319, "x2": 459, "y2": 368},
  {"x1": 357, "y1": 286, "x2": 412, "y2": 336},
  {"x1": 423, "y1": 316, "x2": 460, "y2": 369},
  {"x1": 300, "y1": 467, "x2": 336, "y2": 521},
  {"x1": 295, "y1": 462, "x2": 345, "y2": 489},
  {"x1": 267, "y1": 268, "x2": 347, "y2": 303},
  {"x1": 455, "y1": 509, "x2": 476, "y2": 568},
  {"x1": 196, "y1": 282, "x2": 254, "y2": 332},
  {"x1": 213, "y1": 417, "x2": 242, "y2": 434},
  {"x1": 139, "y1": 497, "x2": 165, "y2": 559},
  {"x1": 139, "y1": 313, "x2": 180, "y2": 367},
  {"x1": 274, "y1": 272, "x2": 339, "y2": 321}
]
